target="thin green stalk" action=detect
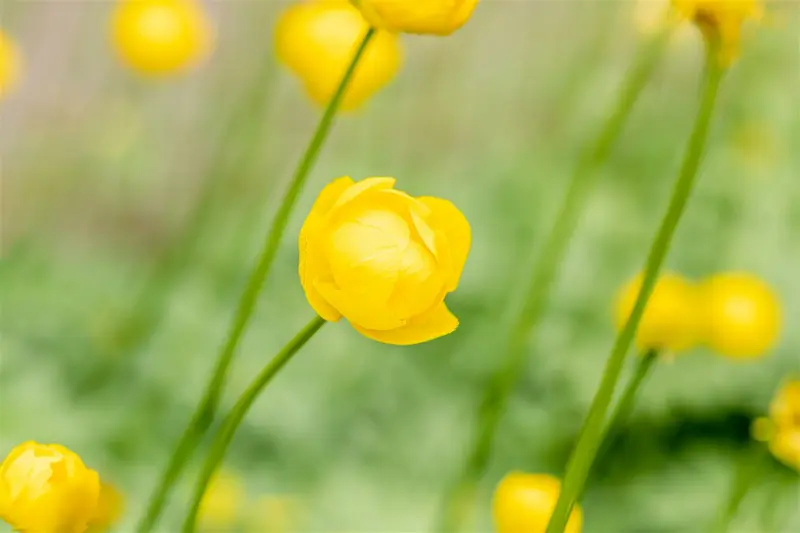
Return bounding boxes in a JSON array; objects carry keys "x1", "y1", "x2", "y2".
[
  {"x1": 432, "y1": 29, "x2": 671, "y2": 533},
  {"x1": 545, "y1": 49, "x2": 726, "y2": 533},
  {"x1": 181, "y1": 316, "x2": 326, "y2": 533},
  {"x1": 596, "y1": 349, "x2": 658, "y2": 462},
  {"x1": 134, "y1": 28, "x2": 376, "y2": 533},
  {"x1": 710, "y1": 447, "x2": 767, "y2": 533}
]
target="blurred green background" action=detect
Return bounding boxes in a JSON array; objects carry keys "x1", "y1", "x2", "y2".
[{"x1": 1, "y1": 1, "x2": 799, "y2": 532}]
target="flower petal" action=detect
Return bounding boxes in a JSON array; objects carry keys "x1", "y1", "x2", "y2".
[
  {"x1": 353, "y1": 301, "x2": 458, "y2": 345},
  {"x1": 315, "y1": 280, "x2": 404, "y2": 331},
  {"x1": 329, "y1": 176, "x2": 396, "y2": 215},
  {"x1": 418, "y1": 196, "x2": 471, "y2": 291}
]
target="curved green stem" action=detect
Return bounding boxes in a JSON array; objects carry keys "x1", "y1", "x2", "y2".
[
  {"x1": 180, "y1": 316, "x2": 326, "y2": 533},
  {"x1": 545, "y1": 50, "x2": 726, "y2": 533},
  {"x1": 432, "y1": 29, "x2": 671, "y2": 533},
  {"x1": 134, "y1": 28, "x2": 376, "y2": 533}
]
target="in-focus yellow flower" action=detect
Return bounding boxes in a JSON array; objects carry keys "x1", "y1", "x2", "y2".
[
  {"x1": 352, "y1": 0, "x2": 479, "y2": 35},
  {"x1": 245, "y1": 495, "x2": 303, "y2": 533},
  {"x1": 276, "y1": 0, "x2": 402, "y2": 111},
  {"x1": 492, "y1": 472, "x2": 583, "y2": 533},
  {"x1": 754, "y1": 379, "x2": 800, "y2": 472},
  {"x1": 0, "y1": 442, "x2": 101, "y2": 533},
  {"x1": 0, "y1": 30, "x2": 20, "y2": 98},
  {"x1": 198, "y1": 470, "x2": 244, "y2": 531},
  {"x1": 614, "y1": 273, "x2": 701, "y2": 352},
  {"x1": 88, "y1": 481, "x2": 125, "y2": 533},
  {"x1": 111, "y1": 0, "x2": 213, "y2": 76},
  {"x1": 299, "y1": 176, "x2": 471, "y2": 345},
  {"x1": 672, "y1": 0, "x2": 764, "y2": 65},
  {"x1": 698, "y1": 272, "x2": 781, "y2": 359}
]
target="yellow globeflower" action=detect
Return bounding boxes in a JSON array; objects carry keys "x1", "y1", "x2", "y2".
[
  {"x1": 299, "y1": 176, "x2": 471, "y2": 345},
  {"x1": 0, "y1": 30, "x2": 20, "y2": 98},
  {"x1": 0, "y1": 442, "x2": 101, "y2": 533},
  {"x1": 111, "y1": 0, "x2": 212, "y2": 76},
  {"x1": 198, "y1": 470, "x2": 244, "y2": 531},
  {"x1": 699, "y1": 272, "x2": 781, "y2": 359},
  {"x1": 492, "y1": 472, "x2": 583, "y2": 533},
  {"x1": 88, "y1": 481, "x2": 125, "y2": 533},
  {"x1": 352, "y1": 0, "x2": 479, "y2": 35},
  {"x1": 672, "y1": 0, "x2": 763, "y2": 64},
  {"x1": 754, "y1": 380, "x2": 800, "y2": 472},
  {"x1": 614, "y1": 273, "x2": 701, "y2": 352},
  {"x1": 275, "y1": 0, "x2": 402, "y2": 111}
]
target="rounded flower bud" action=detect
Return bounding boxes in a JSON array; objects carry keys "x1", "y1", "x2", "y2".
[
  {"x1": 0, "y1": 30, "x2": 21, "y2": 98},
  {"x1": 672, "y1": 0, "x2": 763, "y2": 65},
  {"x1": 88, "y1": 482, "x2": 125, "y2": 533},
  {"x1": 352, "y1": 0, "x2": 479, "y2": 35},
  {"x1": 0, "y1": 442, "x2": 101, "y2": 533},
  {"x1": 698, "y1": 272, "x2": 781, "y2": 359},
  {"x1": 275, "y1": 0, "x2": 402, "y2": 111},
  {"x1": 111, "y1": 0, "x2": 213, "y2": 77},
  {"x1": 299, "y1": 176, "x2": 471, "y2": 345},
  {"x1": 614, "y1": 272, "x2": 701, "y2": 352},
  {"x1": 492, "y1": 472, "x2": 583, "y2": 533}
]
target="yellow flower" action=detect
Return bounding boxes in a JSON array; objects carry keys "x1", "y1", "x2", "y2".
[
  {"x1": 88, "y1": 482, "x2": 125, "y2": 533},
  {"x1": 198, "y1": 470, "x2": 244, "y2": 531},
  {"x1": 614, "y1": 273, "x2": 701, "y2": 352},
  {"x1": 672, "y1": 0, "x2": 764, "y2": 64},
  {"x1": 245, "y1": 495, "x2": 303, "y2": 533},
  {"x1": 275, "y1": 0, "x2": 402, "y2": 111},
  {"x1": 698, "y1": 272, "x2": 781, "y2": 359},
  {"x1": 0, "y1": 29, "x2": 20, "y2": 98},
  {"x1": 111, "y1": 0, "x2": 213, "y2": 76},
  {"x1": 0, "y1": 442, "x2": 101, "y2": 533},
  {"x1": 492, "y1": 472, "x2": 583, "y2": 533},
  {"x1": 352, "y1": 0, "x2": 479, "y2": 35},
  {"x1": 756, "y1": 379, "x2": 800, "y2": 472},
  {"x1": 299, "y1": 176, "x2": 471, "y2": 345}
]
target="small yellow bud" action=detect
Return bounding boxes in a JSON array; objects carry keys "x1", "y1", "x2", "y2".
[
  {"x1": 0, "y1": 442, "x2": 101, "y2": 533},
  {"x1": 493, "y1": 472, "x2": 583, "y2": 533},
  {"x1": 614, "y1": 273, "x2": 701, "y2": 352}
]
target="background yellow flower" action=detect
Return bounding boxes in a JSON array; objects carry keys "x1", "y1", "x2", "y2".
[
  {"x1": 198, "y1": 470, "x2": 245, "y2": 531},
  {"x1": 492, "y1": 472, "x2": 583, "y2": 533},
  {"x1": 0, "y1": 29, "x2": 20, "y2": 98},
  {"x1": 352, "y1": 0, "x2": 479, "y2": 35}
]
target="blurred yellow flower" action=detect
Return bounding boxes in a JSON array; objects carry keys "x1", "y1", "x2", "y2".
[
  {"x1": 672, "y1": 0, "x2": 764, "y2": 65},
  {"x1": 111, "y1": 0, "x2": 213, "y2": 76},
  {"x1": 0, "y1": 29, "x2": 20, "y2": 98},
  {"x1": 198, "y1": 470, "x2": 244, "y2": 531},
  {"x1": 299, "y1": 176, "x2": 471, "y2": 345},
  {"x1": 88, "y1": 481, "x2": 125, "y2": 533},
  {"x1": 245, "y1": 495, "x2": 303, "y2": 533},
  {"x1": 0, "y1": 442, "x2": 100, "y2": 533},
  {"x1": 352, "y1": 0, "x2": 479, "y2": 35},
  {"x1": 698, "y1": 272, "x2": 781, "y2": 359},
  {"x1": 614, "y1": 273, "x2": 701, "y2": 352},
  {"x1": 275, "y1": 0, "x2": 402, "y2": 110},
  {"x1": 754, "y1": 379, "x2": 800, "y2": 472},
  {"x1": 633, "y1": 0, "x2": 697, "y2": 46},
  {"x1": 492, "y1": 472, "x2": 583, "y2": 533}
]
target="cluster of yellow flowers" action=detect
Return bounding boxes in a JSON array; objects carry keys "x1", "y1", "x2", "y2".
[
  {"x1": 615, "y1": 271, "x2": 781, "y2": 358},
  {"x1": 0, "y1": 442, "x2": 122, "y2": 533}
]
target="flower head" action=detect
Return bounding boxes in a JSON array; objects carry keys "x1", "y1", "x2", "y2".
[
  {"x1": 111, "y1": 0, "x2": 213, "y2": 76},
  {"x1": 0, "y1": 442, "x2": 100, "y2": 533},
  {"x1": 672, "y1": 0, "x2": 764, "y2": 65},
  {"x1": 88, "y1": 481, "x2": 125, "y2": 533},
  {"x1": 198, "y1": 470, "x2": 244, "y2": 531},
  {"x1": 492, "y1": 472, "x2": 583, "y2": 533},
  {"x1": 614, "y1": 273, "x2": 702, "y2": 353},
  {"x1": 276, "y1": 0, "x2": 402, "y2": 110},
  {"x1": 698, "y1": 272, "x2": 781, "y2": 359},
  {"x1": 0, "y1": 29, "x2": 20, "y2": 98},
  {"x1": 299, "y1": 176, "x2": 471, "y2": 345},
  {"x1": 352, "y1": 0, "x2": 479, "y2": 35},
  {"x1": 754, "y1": 379, "x2": 800, "y2": 472}
]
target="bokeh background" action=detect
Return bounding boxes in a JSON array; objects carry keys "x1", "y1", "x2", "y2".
[{"x1": 1, "y1": 1, "x2": 799, "y2": 532}]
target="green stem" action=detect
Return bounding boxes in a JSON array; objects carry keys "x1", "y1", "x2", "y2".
[
  {"x1": 134, "y1": 28, "x2": 376, "y2": 533},
  {"x1": 432, "y1": 29, "x2": 671, "y2": 533},
  {"x1": 596, "y1": 349, "x2": 658, "y2": 462},
  {"x1": 180, "y1": 316, "x2": 326, "y2": 533},
  {"x1": 710, "y1": 447, "x2": 767, "y2": 533},
  {"x1": 545, "y1": 50, "x2": 726, "y2": 533}
]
